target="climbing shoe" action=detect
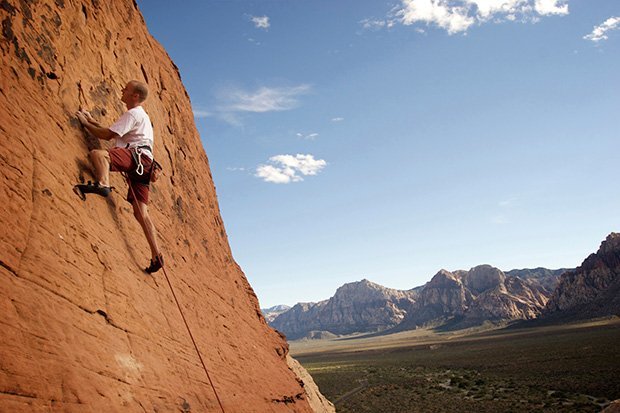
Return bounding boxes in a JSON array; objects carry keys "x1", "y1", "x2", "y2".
[
  {"x1": 73, "y1": 181, "x2": 112, "y2": 199},
  {"x1": 145, "y1": 254, "x2": 164, "y2": 274}
]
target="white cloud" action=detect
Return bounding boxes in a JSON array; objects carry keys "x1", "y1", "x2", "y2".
[
  {"x1": 200, "y1": 84, "x2": 311, "y2": 127},
  {"x1": 255, "y1": 154, "x2": 327, "y2": 184},
  {"x1": 397, "y1": 0, "x2": 475, "y2": 34},
  {"x1": 383, "y1": 0, "x2": 569, "y2": 34},
  {"x1": 251, "y1": 15, "x2": 270, "y2": 30},
  {"x1": 331, "y1": 117, "x2": 345, "y2": 122},
  {"x1": 467, "y1": 0, "x2": 528, "y2": 20},
  {"x1": 583, "y1": 16, "x2": 620, "y2": 42},
  {"x1": 193, "y1": 109, "x2": 212, "y2": 118},
  {"x1": 360, "y1": 18, "x2": 389, "y2": 30},
  {"x1": 220, "y1": 85, "x2": 310, "y2": 113},
  {"x1": 216, "y1": 112, "x2": 244, "y2": 128},
  {"x1": 533, "y1": 0, "x2": 568, "y2": 16},
  {"x1": 296, "y1": 132, "x2": 319, "y2": 140},
  {"x1": 221, "y1": 85, "x2": 311, "y2": 113},
  {"x1": 227, "y1": 167, "x2": 246, "y2": 172}
]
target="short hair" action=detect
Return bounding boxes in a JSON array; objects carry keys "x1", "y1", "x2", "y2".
[{"x1": 130, "y1": 80, "x2": 148, "y2": 102}]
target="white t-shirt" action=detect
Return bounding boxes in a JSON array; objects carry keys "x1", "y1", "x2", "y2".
[{"x1": 109, "y1": 106, "x2": 154, "y2": 159}]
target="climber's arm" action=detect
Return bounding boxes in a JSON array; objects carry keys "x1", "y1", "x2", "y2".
[{"x1": 76, "y1": 111, "x2": 118, "y2": 141}]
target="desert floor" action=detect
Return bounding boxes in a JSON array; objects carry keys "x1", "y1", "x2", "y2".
[{"x1": 292, "y1": 317, "x2": 620, "y2": 412}]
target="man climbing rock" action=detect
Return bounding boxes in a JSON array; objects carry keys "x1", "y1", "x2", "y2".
[{"x1": 75, "y1": 80, "x2": 164, "y2": 274}]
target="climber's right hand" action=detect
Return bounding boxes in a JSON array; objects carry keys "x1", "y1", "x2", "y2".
[
  {"x1": 75, "y1": 110, "x2": 88, "y2": 126},
  {"x1": 81, "y1": 110, "x2": 95, "y2": 123}
]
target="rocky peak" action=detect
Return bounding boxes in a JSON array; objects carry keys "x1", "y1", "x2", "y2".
[
  {"x1": 452, "y1": 269, "x2": 469, "y2": 280},
  {"x1": 505, "y1": 267, "x2": 569, "y2": 293},
  {"x1": 427, "y1": 269, "x2": 462, "y2": 288},
  {"x1": 463, "y1": 265, "x2": 506, "y2": 295},
  {"x1": 334, "y1": 278, "x2": 379, "y2": 295},
  {"x1": 394, "y1": 270, "x2": 472, "y2": 329},
  {"x1": 270, "y1": 279, "x2": 416, "y2": 339},
  {"x1": 545, "y1": 233, "x2": 620, "y2": 317},
  {"x1": 290, "y1": 301, "x2": 322, "y2": 313},
  {"x1": 600, "y1": 232, "x2": 620, "y2": 255},
  {"x1": 333, "y1": 278, "x2": 412, "y2": 302},
  {"x1": 265, "y1": 304, "x2": 293, "y2": 313}
]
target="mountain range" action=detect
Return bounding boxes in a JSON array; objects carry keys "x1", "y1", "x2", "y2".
[
  {"x1": 266, "y1": 233, "x2": 620, "y2": 340},
  {"x1": 262, "y1": 305, "x2": 292, "y2": 323}
]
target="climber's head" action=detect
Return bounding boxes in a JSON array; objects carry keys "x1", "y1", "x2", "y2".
[{"x1": 121, "y1": 80, "x2": 148, "y2": 108}]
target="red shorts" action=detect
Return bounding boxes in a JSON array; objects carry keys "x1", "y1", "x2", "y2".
[{"x1": 108, "y1": 147, "x2": 152, "y2": 204}]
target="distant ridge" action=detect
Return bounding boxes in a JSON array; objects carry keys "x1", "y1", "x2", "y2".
[
  {"x1": 270, "y1": 279, "x2": 416, "y2": 340},
  {"x1": 394, "y1": 264, "x2": 552, "y2": 331},
  {"x1": 261, "y1": 304, "x2": 291, "y2": 323},
  {"x1": 506, "y1": 267, "x2": 570, "y2": 292},
  {"x1": 270, "y1": 264, "x2": 570, "y2": 339},
  {"x1": 271, "y1": 234, "x2": 619, "y2": 340}
]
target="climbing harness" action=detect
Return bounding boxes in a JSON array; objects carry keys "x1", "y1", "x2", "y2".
[
  {"x1": 126, "y1": 144, "x2": 163, "y2": 183},
  {"x1": 127, "y1": 144, "x2": 151, "y2": 176},
  {"x1": 134, "y1": 147, "x2": 145, "y2": 176},
  {"x1": 124, "y1": 174, "x2": 226, "y2": 413}
]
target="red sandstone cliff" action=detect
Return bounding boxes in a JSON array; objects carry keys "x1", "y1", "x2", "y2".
[{"x1": 0, "y1": 1, "x2": 332, "y2": 411}]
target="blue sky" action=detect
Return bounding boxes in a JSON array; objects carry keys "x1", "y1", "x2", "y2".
[{"x1": 137, "y1": 0, "x2": 619, "y2": 308}]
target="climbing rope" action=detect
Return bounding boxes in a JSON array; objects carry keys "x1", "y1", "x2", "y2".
[{"x1": 123, "y1": 172, "x2": 226, "y2": 413}]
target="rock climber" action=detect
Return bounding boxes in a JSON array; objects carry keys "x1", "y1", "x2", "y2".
[{"x1": 74, "y1": 80, "x2": 163, "y2": 274}]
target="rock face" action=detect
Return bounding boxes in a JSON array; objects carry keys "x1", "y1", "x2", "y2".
[
  {"x1": 462, "y1": 264, "x2": 505, "y2": 295},
  {"x1": 286, "y1": 356, "x2": 335, "y2": 413},
  {"x1": 273, "y1": 266, "x2": 567, "y2": 338},
  {"x1": 393, "y1": 265, "x2": 553, "y2": 330},
  {"x1": 0, "y1": 1, "x2": 326, "y2": 412},
  {"x1": 505, "y1": 267, "x2": 567, "y2": 293},
  {"x1": 414, "y1": 264, "x2": 547, "y2": 327},
  {"x1": 398, "y1": 270, "x2": 473, "y2": 328},
  {"x1": 545, "y1": 233, "x2": 620, "y2": 318},
  {"x1": 270, "y1": 279, "x2": 416, "y2": 340},
  {"x1": 465, "y1": 276, "x2": 548, "y2": 322}
]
